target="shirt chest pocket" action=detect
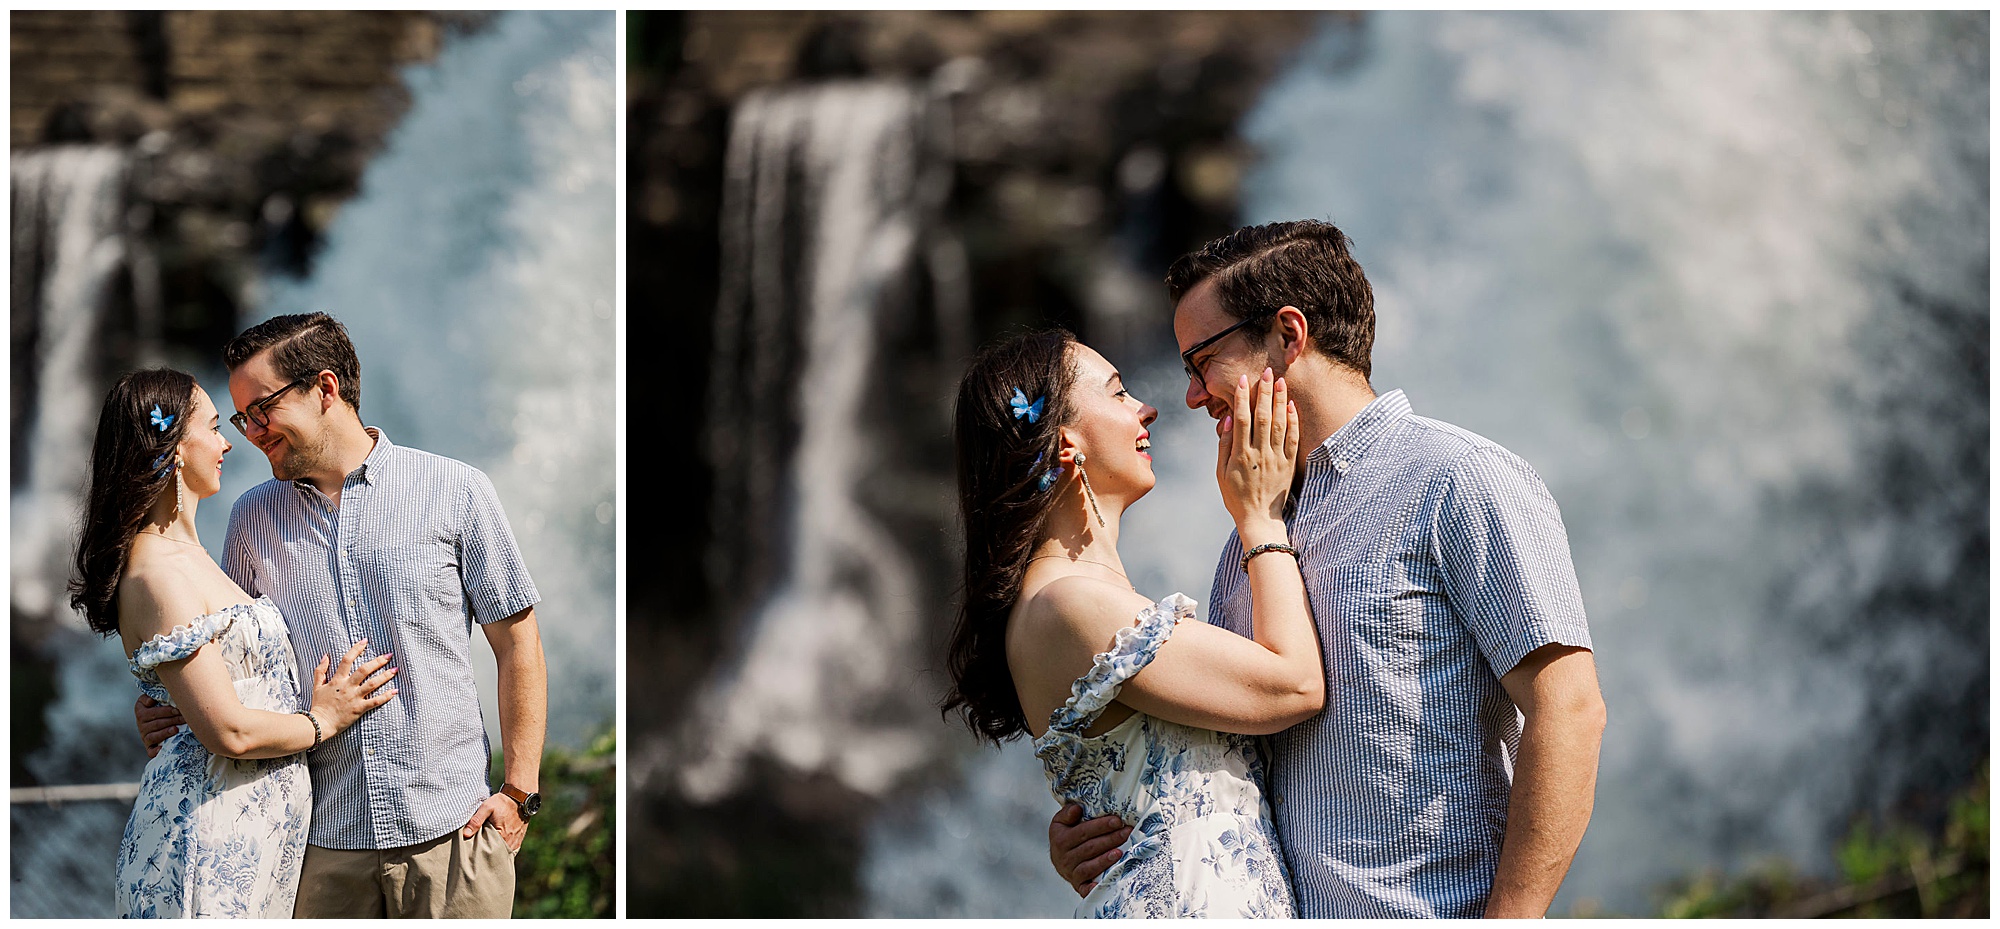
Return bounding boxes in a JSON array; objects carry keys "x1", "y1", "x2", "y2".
[
  {"x1": 1304, "y1": 561, "x2": 1446, "y2": 682},
  {"x1": 359, "y1": 537, "x2": 461, "y2": 609}
]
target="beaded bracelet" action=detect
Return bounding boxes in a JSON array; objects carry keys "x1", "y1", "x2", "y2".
[
  {"x1": 1241, "y1": 542, "x2": 1300, "y2": 573},
  {"x1": 296, "y1": 709, "x2": 323, "y2": 751}
]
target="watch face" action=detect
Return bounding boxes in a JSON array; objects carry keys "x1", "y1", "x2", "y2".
[{"x1": 522, "y1": 793, "x2": 542, "y2": 817}]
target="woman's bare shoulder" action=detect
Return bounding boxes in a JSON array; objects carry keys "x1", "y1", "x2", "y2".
[
  {"x1": 1017, "y1": 575, "x2": 1156, "y2": 649},
  {"x1": 114, "y1": 561, "x2": 210, "y2": 648}
]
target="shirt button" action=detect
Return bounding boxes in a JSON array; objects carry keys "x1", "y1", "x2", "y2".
[
  {"x1": 366, "y1": 747, "x2": 377, "y2": 757},
  {"x1": 1335, "y1": 461, "x2": 1350, "y2": 473}
]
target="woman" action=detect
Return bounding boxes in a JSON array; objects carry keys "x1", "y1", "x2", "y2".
[
  {"x1": 944, "y1": 330, "x2": 1320, "y2": 918},
  {"x1": 70, "y1": 369, "x2": 399, "y2": 918}
]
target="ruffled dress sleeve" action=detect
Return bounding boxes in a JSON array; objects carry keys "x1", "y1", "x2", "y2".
[
  {"x1": 1045, "y1": 592, "x2": 1197, "y2": 735},
  {"x1": 128, "y1": 610, "x2": 237, "y2": 704}
]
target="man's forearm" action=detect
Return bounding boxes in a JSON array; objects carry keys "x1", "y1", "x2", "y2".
[
  {"x1": 494, "y1": 632, "x2": 549, "y2": 792},
  {"x1": 1483, "y1": 703, "x2": 1603, "y2": 917}
]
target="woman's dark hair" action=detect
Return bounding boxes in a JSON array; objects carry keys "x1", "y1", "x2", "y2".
[
  {"x1": 942, "y1": 329, "x2": 1079, "y2": 743},
  {"x1": 69, "y1": 369, "x2": 196, "y2": 636}
]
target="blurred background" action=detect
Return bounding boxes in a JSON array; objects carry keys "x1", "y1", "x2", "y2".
[
  {"x1": 626, "y1": 10, "x2": 1986, "y2": 918},
  {"x1": 11, "y1": 11, "x2": 614, "y2": 916}
]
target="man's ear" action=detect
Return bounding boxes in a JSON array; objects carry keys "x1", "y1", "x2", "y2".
[
  {"x1": 315, "y1": 370, "x2": 341, "y2": 413},
  {"x1": 1276, "y1": 305, "x2": 1310, "y2": 366}
]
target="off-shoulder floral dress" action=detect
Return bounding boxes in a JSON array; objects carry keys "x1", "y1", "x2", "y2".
[
  {"x1": 115, "y1": 598, "x2": 311, "y2": 918},
  {"x1": 1033, "y1": 592, "x2": 1295, "y2": 918}
]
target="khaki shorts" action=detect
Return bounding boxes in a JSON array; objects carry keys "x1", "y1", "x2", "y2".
[{"x1": 292, "y1": 824, "x2": 517, "y2": 918}]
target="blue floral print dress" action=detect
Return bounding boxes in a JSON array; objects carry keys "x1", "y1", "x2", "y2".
[
  {"x1": 1033, "y1": 592, "x2": 1296, "y2": 918},
  {"x1": 115, "y1": 598, "x2": 311, "y2": 918}
]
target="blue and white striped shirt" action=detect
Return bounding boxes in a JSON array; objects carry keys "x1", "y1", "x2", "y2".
[
  {"x1": 1208, "y1": 389, "x2": 1592, "y2": 918},
  {"x1": 224, "y1": 430, "x2": 540, "y2": 850}
]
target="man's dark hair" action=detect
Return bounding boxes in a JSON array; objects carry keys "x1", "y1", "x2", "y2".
[
  {"x1": 222, "y1": 312, "x2": 362, "y2": 412},
  {"x1": 1165, "y1": 219, "x2": 1376, "y2": 379}
]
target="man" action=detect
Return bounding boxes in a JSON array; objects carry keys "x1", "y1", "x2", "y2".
[
  {"x1": 1049, "y1": 221, "x2": 1606, "y2": 918},
  {"x1": 136, "y1": 312, "x2": 548, "y2": 918}
]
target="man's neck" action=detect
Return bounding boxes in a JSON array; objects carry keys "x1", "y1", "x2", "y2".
[
  {"x1": 300, "y1": 423, "x2": 378, "y2": 501},
  {"x1": 1285, "y1": 360, "x2": 1378, "y2": 467}
]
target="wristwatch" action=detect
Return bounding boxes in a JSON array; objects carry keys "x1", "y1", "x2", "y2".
[{"x1": 499, "y1": 782, "x2": 541, "y2": 818}]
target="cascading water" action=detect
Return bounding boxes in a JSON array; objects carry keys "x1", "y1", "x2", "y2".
[
  {"x1": 8, "y1": 144, "x2": 142, "y2": 921},
  {"x1": 10, "y1": 147, "x2": 131, "y2": 624},
  {"x1": 662, "y1": 80, "x2": 954, "y2": 803},
  {"x1": 258, "y1": 9, "x2": 617, "y2": 749},
  {"x1": 1234, "y1": 11, "x2": 1986, "y2": 911},
  {"x1": 862, "y1": 10, "x2": 1985, "y2": 916},
  {"x1": 9, "y1": 12, "x2": 614, "y2": 917}
]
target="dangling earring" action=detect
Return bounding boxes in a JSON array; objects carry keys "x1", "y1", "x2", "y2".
[
  {"x1": 1073, "y1": 453, "x2": 1107, "y2": 529},
  {"x1": 172, "y1": 458, "x2": 184, "y2": 519}
]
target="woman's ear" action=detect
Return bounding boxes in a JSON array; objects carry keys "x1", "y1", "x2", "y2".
[{"x1": 1056, "y1": 427, "x2": 1080, "y2": 465}]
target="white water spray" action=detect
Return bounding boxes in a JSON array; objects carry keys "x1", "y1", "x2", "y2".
[
  {"x1": 258, "y1": 10, "x2": 617, "y2": 746},
  {"x1": 1238, "y1": 10, "x2": 1986, "y2": 911}
]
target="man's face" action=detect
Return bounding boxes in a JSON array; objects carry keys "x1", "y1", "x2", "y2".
[
  {"x1": 227, "y1": 352, "x2": 332, "y2": 482},
  {"x1": 1174, "y1": 279, "x2": 1278, "y2": 427}
]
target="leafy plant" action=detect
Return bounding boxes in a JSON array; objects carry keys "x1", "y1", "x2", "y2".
[
  {"x1": 1653, "y1": 763, "x2": 1988, "y2": 918},
  {"x1": 498, "y1": 729, "x2": 616, "y2": 918}
]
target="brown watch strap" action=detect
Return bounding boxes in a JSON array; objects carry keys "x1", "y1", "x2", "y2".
[{"x1": 499, "y1": 783, "x2": 533, "y2": 804}]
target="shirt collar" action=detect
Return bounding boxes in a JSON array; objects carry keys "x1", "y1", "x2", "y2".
[
  {"x1": 1307, "y1": 389, "x2": 1412, "y2": 469},
  {"x1": 353, "y1": 427, "x2": 391, "y2": 485},
  {"x1": 290, "y1": 426, "x2": 391, "y2": 493}
]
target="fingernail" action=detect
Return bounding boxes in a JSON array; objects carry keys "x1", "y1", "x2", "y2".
[{"x1": 389, "y1": 667, "x2": 399, "y2": 675}]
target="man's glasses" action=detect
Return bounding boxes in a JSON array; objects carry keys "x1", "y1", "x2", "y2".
[
  {"x1": 1180, "y1": 311, "x2": 1274, "y2": 385},
  {"x1": 230, "y1": 378, "x2": 309, "y2": 435}
]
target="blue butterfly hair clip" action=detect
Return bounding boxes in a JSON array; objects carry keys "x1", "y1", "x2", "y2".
[
  {"x1": 1008, "y1": 387, "x2": 1046, "y2": 424},
  {"x1": 1032, "y1": 453, "x2": 1065, "y2": 492},
  {"x1": 149, "y1": 404, "x2": 175, "y2": 432},
  {"x1": 149, "y1": 451, "x2": 176, "y2": 481}
]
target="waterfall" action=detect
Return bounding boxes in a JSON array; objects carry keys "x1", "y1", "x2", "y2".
[
  {"x1": 8, "y1": 144, "x2": 140, "y2": 921},
  {"x1": 257, "y1": 9, "x2": 616, "y2": 747},
  {"x1": 1235, "y1": 10, "x2": 1986, "y2": 912},
  {"x1": 858, "y1": 11, "x2": 1985, "y2": 916},
  {"x1": 10, "y1": 146, "x2": 131, "y2": 624},
  {"x1": 665, "y1": 80, "x2": 953, "y2": 803},
  {"x1": 9, "y1": 13, "x2": 614, "y2": 916}
]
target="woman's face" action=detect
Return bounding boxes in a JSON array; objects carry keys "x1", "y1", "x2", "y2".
[
  {"x1": 176, "y1": 386, "x2": 232, "y2": 499},
  {"x1": 1063, "y1": 344, "x2": 1159, "y2": 505}
]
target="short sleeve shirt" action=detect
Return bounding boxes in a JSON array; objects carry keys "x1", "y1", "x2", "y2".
[
  {"x1": 1207, "y1": 390, "x2": 1592, "y2": 918},
  {"x1": 224, "y1": 429, "x2": 540, "y2": 850}
]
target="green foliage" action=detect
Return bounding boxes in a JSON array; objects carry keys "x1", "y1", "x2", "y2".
[
  {"x1": 498, "y1": 729, "x2": 616, "y2": 918},
  {"x1": 1654, "y1": 763, "x2": 1988, "y2": 918}
]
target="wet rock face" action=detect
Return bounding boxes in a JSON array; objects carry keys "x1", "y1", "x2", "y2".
[
  {"x1": 11, "y1": 11, "x2": 480, "y2": 349},
  {"x1": 625, "y1": 11, "x2": 1340, "y2": 917}
]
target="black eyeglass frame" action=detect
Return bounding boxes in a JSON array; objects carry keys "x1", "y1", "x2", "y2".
[
  {"x1": 1180, "y1": 309, "x2": 1278, "y2": 385},
  {"x1": 229, "y1": 377, "x2": 311, "y2": 435}
]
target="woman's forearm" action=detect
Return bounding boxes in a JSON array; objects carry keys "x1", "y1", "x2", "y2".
[
  {"x1": 1239, "y1": 517, "x2": 1324, "y2": 709},
  {"x1": 190, "y1": 705, "x2": 325, "y2": 760}
]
